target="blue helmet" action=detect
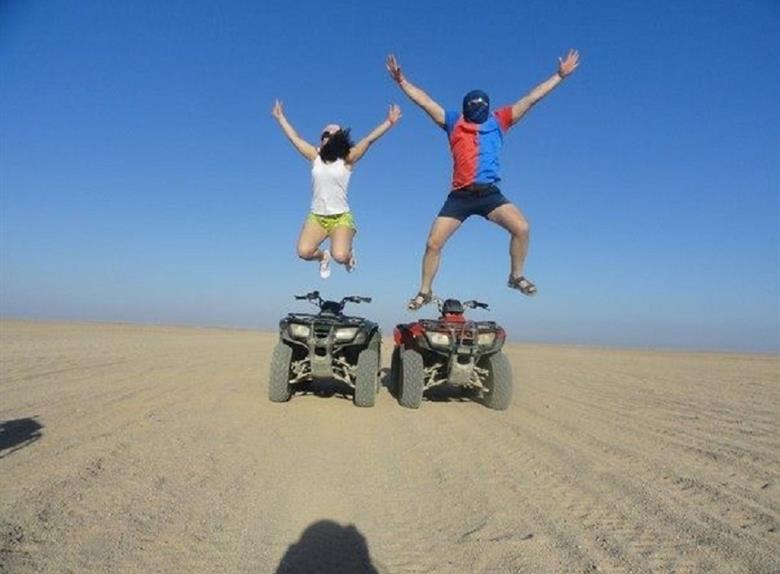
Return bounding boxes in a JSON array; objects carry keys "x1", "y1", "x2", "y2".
[{"x1": 462, "y1": 89, "x2": 490, "y2": 123}]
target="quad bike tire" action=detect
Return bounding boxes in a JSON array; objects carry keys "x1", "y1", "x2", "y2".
[
  {"x1": 367, "y1": 331, "x2": 382, "y2": 377},
  {"x1": 268, "y1": 342, "x2": 293, "y2": 402},
  {"x1": 482, "y1": 352, "x2": 513, "y2": 410},
  {"x1": 399, "y1": 349, "x2": 424, "y2": 409},
  {"x1": 368, "y1": 331, "x2": 382, "y2": 354},
  {"x1": 388, "y1": 346, "x2": 401, "y2": 396},
  {"x1": 354, "y1": 348, "x2": 379, "y2": 407}
]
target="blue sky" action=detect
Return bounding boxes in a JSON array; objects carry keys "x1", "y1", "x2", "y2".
[{"x1": 1, "y1": 0, "x2": 778, "y2": 352}]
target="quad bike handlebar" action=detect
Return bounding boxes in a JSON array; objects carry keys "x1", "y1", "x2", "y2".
[
  {"x1": 343, "y1": 295, "x2": 372, "y2": 304},
  {"x1": 294, "y1": 291, "x2": 371, "y2": 313},
  {"x1": 434, "y1": 297, "x2": 490, "y2": 312},
  {"x1": 294, "y1": 291, "x2": 325, "y2": 309},
  {"x1": 294, "y1": 291, "x2": 322, "y2": 302}
]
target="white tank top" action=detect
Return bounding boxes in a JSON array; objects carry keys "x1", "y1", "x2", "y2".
[{"x1": 311, "y1": 155, "x2": 351, "y2": 215}]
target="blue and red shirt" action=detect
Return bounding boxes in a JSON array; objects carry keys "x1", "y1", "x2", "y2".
[{"x1": 443, "y1": 107, "x2": 513, "y2": 190}]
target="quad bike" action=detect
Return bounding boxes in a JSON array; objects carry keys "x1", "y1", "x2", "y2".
[
  {"x1": 391, "y1": 298, "x2": 513, "y2": 410},
  {"x1": 268, "y1": 291, "x2": 381, "y2": 407}
]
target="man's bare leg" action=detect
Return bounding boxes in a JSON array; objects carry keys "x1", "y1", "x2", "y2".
[
  {"x1": 487, "y1": 203, "x2": 536, "y2": 294},
  {"x1": 409, "y1": 216, "x2": 462, "y2": 309}
]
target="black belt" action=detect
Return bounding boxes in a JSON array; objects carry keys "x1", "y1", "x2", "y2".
[{"x1": 453, "y1": 183, "x2": 498, "y2": 195}]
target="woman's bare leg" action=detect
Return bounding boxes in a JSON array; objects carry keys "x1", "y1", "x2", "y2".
[
  {"x1": 329, "y1": 226, "x2": 356, "y2": 266},
  {"x1": 296, "y1": 218, "x2": 329, "y2": 261}
]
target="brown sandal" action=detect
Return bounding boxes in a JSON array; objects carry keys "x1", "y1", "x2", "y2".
[
  {"x1": 507, "y1": 275, "x2": 537, "y2": 296},
  {"x1": 407, "y1": 291, "x2": 434, "y2": 311}
]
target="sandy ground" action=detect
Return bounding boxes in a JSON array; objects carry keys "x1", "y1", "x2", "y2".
[{"x1": 0, "y1": 320, "x2": 778, "y2": 574}]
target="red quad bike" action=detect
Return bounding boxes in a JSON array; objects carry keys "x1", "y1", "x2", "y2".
[{"x1": 391, "y1": 298, "x2": 513, "y2": 410}]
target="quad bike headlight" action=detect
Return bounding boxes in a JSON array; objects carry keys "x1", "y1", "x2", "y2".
[
  {"x1": 426, "y1": 332, "x2": 451, "y2": 348},
  {"x1": 477, "y1": 332, "x2": 496, "y2": 346},
  {"x1": 334, "y1": 327, "x2": 359, "y2": 341},
  {"x1": 289, "y1": 323, "x2": 311, "y2": 339}
]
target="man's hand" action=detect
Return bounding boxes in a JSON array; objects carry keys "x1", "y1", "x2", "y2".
[
  {"x1": 558, "y1": 49, "x2": 580, "y2": 78},
  {"x1": 272, "y1": 99, "x2": 284, "y2": 120},
  {"x1": 386, "y1": 54, "x2": 444, "y2": 127},
  {"x1": 509, "y1": 49, "x2": 580, "y2": 125},
  {"x1": 386, "y1": 54, "x2": 404, "y2": 83},
  {"x1": 387, "y1": 104, "x2": 402, "y2": 124}
]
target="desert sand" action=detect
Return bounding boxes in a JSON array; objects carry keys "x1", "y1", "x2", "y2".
[{"x1": 0, "y1": 320, "x2": 777, "y2": 573}]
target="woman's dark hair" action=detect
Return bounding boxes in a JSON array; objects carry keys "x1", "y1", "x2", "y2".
[{"x1": 319, "y1": 128, "x2": 353, "y2": 162}]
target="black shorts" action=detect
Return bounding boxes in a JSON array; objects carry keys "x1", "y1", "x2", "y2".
[{"x1": 437, "y1": 184, "x2": 511, "y2": 222}]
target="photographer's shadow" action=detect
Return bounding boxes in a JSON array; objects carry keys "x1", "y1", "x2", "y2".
[{"x1": 275, "y1": 520, "x2": 381, "y2": 574}]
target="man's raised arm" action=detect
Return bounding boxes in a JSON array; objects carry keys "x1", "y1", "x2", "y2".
[
  {"x1": 386, "y1": 54, "x2": 446, "y2": 128},
  {"x1": 509, "y1": 49, "x2": 580, "y2": 126}
]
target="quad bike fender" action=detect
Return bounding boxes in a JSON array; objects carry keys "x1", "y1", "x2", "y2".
[{"x1": 394, "y1": 324, "x2": 424, "y2": 349}]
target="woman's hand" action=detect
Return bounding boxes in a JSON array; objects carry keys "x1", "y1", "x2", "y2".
[
  {"x1": 271, "y1": 100, "x2": 318, "y2": 161},
  {"x1": 558, "y1": 49, "x2": 580, "y2": 78},
  {"x1": 387, "y1": 104, "x2": 402, "y2": 125}
]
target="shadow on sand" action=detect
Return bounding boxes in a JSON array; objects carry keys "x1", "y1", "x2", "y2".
[
  {"x1": 380, "y1": 367, "x2": 475, "y2": 404},
  {"x1": 0, "y1": 417, "x2": 43, "y2": 459},
  {"x1": 293, "y1": 367, "x2": 477, "y2": 405},
  {"x1": 379, "y1": 368, "x2": 393, "y2": 393},
  {"x1": 296, "y1": 368, "x2": 392, "y2": 402},
  {"x1": 275, "y1": 520, "x2": 380, "y2": 574},
  {"x1": 295, "y1": 379, "x2": 355, "y2": 401}
]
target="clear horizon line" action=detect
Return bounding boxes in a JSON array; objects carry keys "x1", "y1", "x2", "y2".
[{"x1": 2, "y1": 315, "x2": 778, "y2": 358}]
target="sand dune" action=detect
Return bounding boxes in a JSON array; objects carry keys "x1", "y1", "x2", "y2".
[{"x1": 0, "y1": 320, "x2": 778, "y2": 573}]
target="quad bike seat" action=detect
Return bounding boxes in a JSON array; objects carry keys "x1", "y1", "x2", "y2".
[
  {"x1": 441, "y1": 299, "x2": 466, "y2": 323},
  {"x1": 319, "y1": 301, "x2": 342, "y2": 316},
  {"x1": 441, "y1": 299, "x2": 464, "y2": 316}
]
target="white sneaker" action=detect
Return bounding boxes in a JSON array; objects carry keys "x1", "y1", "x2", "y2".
[
  {"x1": 319, "y1": 250, "x2": 331, "y2": 279},
  {"x1": 346, "y1": 250, "x2": 357, "y2": 273}
]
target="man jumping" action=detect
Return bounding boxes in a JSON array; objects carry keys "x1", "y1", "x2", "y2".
[{"x1": 386, "y1": 50, "x2": 580, "y2": 310}]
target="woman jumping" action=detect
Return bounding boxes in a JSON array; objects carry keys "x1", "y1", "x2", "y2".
[{"x1": 272, "y1": 100, "x2": 401, "y2": 278}]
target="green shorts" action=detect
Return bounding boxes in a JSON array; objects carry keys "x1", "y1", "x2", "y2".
[{"x1": 308, "y1": 212, "x2": 357, "y2": 233}]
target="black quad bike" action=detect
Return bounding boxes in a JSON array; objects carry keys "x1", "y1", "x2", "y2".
[
  {"x1": 268, "y1": 291, "x2": 381, "y2": 407},
  {"x1": 391, "y1": 298, "x2": 513, "y2": 410}
]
